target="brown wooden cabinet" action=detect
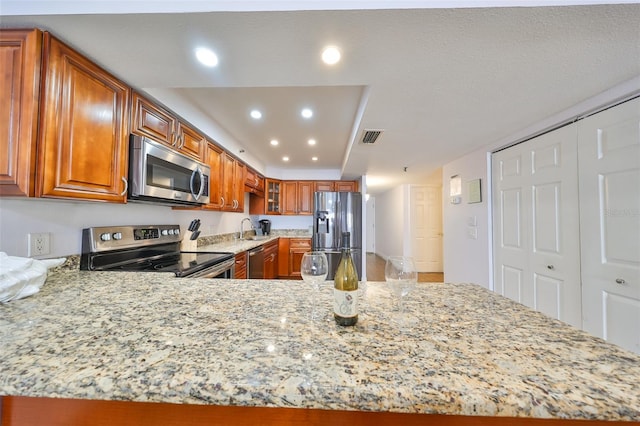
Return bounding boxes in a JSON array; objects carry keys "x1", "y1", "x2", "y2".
[
  {"x1": 314, "y1": 181, "x2": 334, "y2": 192},
  {"x1": 0, "y1": 29, "x2": 42, "y2": 197},
  {"x1": 289, "y1": 238, "x2": 312, "y2": 278},
  {"x1": 278, "y1": 237, "x2": 311, "y2": 279},
  {"x1": 234, "y1": 251, "x2": 247, "y2": 279},
  {"x1": 335, "y1": 181, "x2": 358, "y2": 192},
  {"x1": 38, "y1": 33, "x2": 130, "y2": 202},
  {"x1": 263, "y1": 238, "x2": 279, "y2": 279},
  {"x1": 220, "y1": 152, "x2": 244, "y2": 212},
  {"x1": 245, "y1": 167, "x2": 265, "y2": 197},
  {"x1": 282, "y1": 181, "x2": 313, "y2": 215},
  {"x1": 204, "y1": 142, "x2": 224, "y2": 210},
  {"x1": 131, "y1": 92, "x2": 204, "y2": 162}
]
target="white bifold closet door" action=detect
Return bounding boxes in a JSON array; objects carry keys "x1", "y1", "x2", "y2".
[
  {"x1": 578, "y1": 97, "x2": 640, "y2": 354},
  {"x1": 492, "y1": 124, "x2": 582, "y2": 328}
]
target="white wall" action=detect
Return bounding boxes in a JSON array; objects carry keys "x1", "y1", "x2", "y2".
[
  {"x1": 0, "y1": 195, "x2": 252, "y2": 258},
  {"x1": 374, "y1": 185, "x2": 405, "y2": 260},
  {"x1": 442, "y1": 151, "x2": 492, "y2": 287}
]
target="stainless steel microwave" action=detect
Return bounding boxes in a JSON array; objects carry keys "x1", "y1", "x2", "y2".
[{"x1": 128, "y1": 135, "x2": 210, "y2": 206}]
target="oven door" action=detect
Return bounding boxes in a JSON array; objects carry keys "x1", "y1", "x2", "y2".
[
  {"x1": 185, "y1": 258, "x2": 235, "y2": 279},
  {"x1": 129, "y1": 135, "x2": 210, "y2": 205}
]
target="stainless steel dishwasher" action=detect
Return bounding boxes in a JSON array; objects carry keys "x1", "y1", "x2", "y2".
[{"x1": 248, "y1": 245, "x2": 265, "y2": 279}]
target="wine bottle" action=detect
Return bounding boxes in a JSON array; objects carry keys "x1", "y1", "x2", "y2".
[{"x1": 334, "y1": 231, "x2": 358, "y2": 326}]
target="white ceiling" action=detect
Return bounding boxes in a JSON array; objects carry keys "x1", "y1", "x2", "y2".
[{"x1": 1, "y1": 1, "x2": 639, "y2": 194}]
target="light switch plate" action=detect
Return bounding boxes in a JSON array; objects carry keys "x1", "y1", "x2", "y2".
[
  {"x1": 467, "y1": 227, "x2": 478, "y2": 240},
  {"x1": 467, "y1": 216, "x2": 477, "y2": 226}
]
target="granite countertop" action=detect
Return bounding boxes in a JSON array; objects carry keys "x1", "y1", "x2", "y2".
[
  {"x1": 193, "y1": 230, "x2": 311, "y2": 255},
  {"x1": 1, "y1": 270, "x2": 639, "y2": 421}
]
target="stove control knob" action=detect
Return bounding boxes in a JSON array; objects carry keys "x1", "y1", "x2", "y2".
[
  {"x1": 161, "y1": 229, "x2": 169, "y2": 236},
  {"x1": 173, "y1": 228, "x2": 180, "y2": 235},
  {"x1": 112, "y1": 232, "x2": 123, "y2": 240},
  {"x1": 100, "y1": 233, "x2": 111, "y2": 241}
]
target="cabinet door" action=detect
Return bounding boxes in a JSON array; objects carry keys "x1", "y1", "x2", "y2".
[
  {"x1": 335, "y1": 181, "x2": 358, "y2": 192},
  {"x1": 235, "y1": 252, "x2": 248, "y2": 279},
  {"x1": 205, "y1": 142, "x2": 224, "y2": 210},
  {"x1": 0, "y1": 29, "x2": 42, "y2": 197},
  {"x1": 289, "y1": 238, "x2": 311, "y2": 278},
  {"x1": 278, "y1": 238, "x2": 290, "y2": 277},
  {"x1": 234, "y1": 161, "x2": 245, "y2": 212},
  {"x1": 178, "y1": 122, "x2": 205, "y2": 161},
  {"x1": 314, "y1": 181, "x2": 334, "y2": 192},
  {"x1": 221, "y1": 152, "x2": 236, "y2": 211},
  {"x1": 131, "y1": 92, "x2": 176, "y2": 145},
  {"x1": 38, "y1": 33, "x2": 130, "y2": 202},
  {"x1": 266, "y1": 179, "x2": 281, "y2": 214},
  {"x1": 282, "y1": 181, "x2": 298, "y2": 215},
  {"x1": 297, "y1": 181, "x2": 314, "y2": 215}
]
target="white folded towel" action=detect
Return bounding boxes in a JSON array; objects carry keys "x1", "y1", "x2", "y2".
[{"x1": 0, "y1": 252, "x2": 66, "y2": 303}]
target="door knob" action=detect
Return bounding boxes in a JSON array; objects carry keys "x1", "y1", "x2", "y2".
[
  {"x1": 547, "y1": 265, "x2": 554, "y2": 270},
  {"x1": 615, "y1": 278, "x2": 626, "y2": 285}
]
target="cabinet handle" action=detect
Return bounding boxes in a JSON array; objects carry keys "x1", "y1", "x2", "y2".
[
  {"x1": 220, "y1": 197, "x2": 225, "y2": 206},
  {"x1": 547, "y1": 265, "x2": 554, "y2": 270},
  {"x1": 171, "y1": 132, "x2": 178, "y2": 146},
  {"x1": 120, "y1": 177, "x2": 128, "y2": 196},
  {"x1": 178, "y1": 134, "x2": 184, "y2": 149},
  {"x1": 615, "y1": 278, "x2": 626, "y2": 285}
]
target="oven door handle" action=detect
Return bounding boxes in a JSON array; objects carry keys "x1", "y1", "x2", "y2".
[
  {"x1": 190, "y1": 167, "x2": 205, "y2": 201},
  {"x1": 187, "y1": 258, "x2": 235, "y2": 279}
]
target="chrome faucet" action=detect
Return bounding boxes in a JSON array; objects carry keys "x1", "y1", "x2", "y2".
[{"x1": 239, "y1": 217, "x2": 254, "y2": 240}]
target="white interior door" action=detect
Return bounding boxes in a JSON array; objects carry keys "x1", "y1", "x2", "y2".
[
  {"x1": 493, "y1": 125, "x2": 582, "y2": 327},
  {"x1": 579, "y1": 97, "x2": 640, "y2": 354},
  {"x1": 410, "y1": 185, "x2": 443, "y2": 272}
]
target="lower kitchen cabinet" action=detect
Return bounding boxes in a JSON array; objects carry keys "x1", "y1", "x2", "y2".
[
  {"x1": 235, "y1": 252, "x2": 247, "y2": 279},
  {"x1": 263, "y1": 239, "x2": 279, "y2": 279},
  {"x1": 278, "y1": 238, "x2": 311, "y2": 279}
]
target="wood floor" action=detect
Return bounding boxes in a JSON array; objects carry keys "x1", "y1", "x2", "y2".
[{"x1": 366, "y1": 253, "x2": 444, "y2": 282}]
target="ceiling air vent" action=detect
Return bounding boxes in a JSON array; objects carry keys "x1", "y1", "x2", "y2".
[{"x1": 361, "y1": 129, "x2": 384, "y2": 144}]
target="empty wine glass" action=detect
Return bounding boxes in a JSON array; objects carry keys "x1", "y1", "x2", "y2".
[
  {"x1": 385, "y1": 256, "x2": 417, "y2": 325},
  {"x1": 301, "y1": 251, "x2": 328, "y2": 320}
]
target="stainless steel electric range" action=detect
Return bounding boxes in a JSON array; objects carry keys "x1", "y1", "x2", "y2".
[{"x1": 80, "y1": 225, "x2": 235, "y2": 278}]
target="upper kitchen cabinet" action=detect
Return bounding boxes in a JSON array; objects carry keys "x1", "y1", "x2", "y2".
[
  {"x1": 204, "y1": 142, "x2": 225, "y2": 210},
  {"x1": 38, "y1": 33, "x2": 130, "y2": 202},
  {"x1": 314, "y1": 180, "x2": 359, "y2": 192},
  {"x1": 282, "y1": 181, "x2": 313, "y2": 215},
  {"x1": 131, "y1": 92, "x2": 205, "y2": 162},
  {"x1": 335, "y1": 181, "x2": 358, "y2": 192},
  {"x1": 221, "y1": 152, "x2": 244, "y2": 212},
  {"x1": 0, "y1": 29, "x2": 42, "y2": 197},
  {"x1": 245, "y1": 167, "x2": 265, "y2": 197}
]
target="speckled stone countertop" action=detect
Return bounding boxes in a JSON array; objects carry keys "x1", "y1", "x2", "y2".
[
  {"x1": 1, "y1": 271, "x2": 639, "y2": 421},
  {"x1": 193, "y1": 229, "x2": 311, "y2": 254}
]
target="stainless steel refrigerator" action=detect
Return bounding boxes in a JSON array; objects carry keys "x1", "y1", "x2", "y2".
[{"x1": 312, "y1": 191, "x2": 362, "y2": 280}]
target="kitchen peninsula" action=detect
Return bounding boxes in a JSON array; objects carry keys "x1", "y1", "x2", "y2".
[{"x1": 1, "y1": 267, "x2": 639, "y2": 425}]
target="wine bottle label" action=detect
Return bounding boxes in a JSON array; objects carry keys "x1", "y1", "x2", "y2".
[{"x1": 333, "y1": 289, "x2": 358, "y2": 318}]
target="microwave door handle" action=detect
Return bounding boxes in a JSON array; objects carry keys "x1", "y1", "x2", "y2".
[{"x1": 190, "y1": 167, "x2": 204, "y2": 200}]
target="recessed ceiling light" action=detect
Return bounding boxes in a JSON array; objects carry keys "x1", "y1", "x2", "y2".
[
  {"x1": 195, "y1": 47, "x2": 218, "y2": 67},
  {"x1": 312, "y1": 156, "x2": 318, "y2": 161},
  {"x1": 250, "y1": 110, "x2": 262, "y2": 119},
  {"x1": 301, "y1": 108, "x2": 313, "y2": 119},
  {"x1": 282, "y1": 156, "x2": 290, "y2": 162},
  {"x1": 321, "y1": 46, "x2": 341, "y2": 65},
  {"x1": 308, "y1": 139, "x2": 316, "y2": 146},
  {"x1": 270, "y1": 139, "x2": 279, "y2": 146}
]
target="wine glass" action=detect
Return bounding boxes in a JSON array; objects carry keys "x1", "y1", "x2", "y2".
[
  {"x1": 301, "y1": 252, "x2": 329, "y2": 320},
  {"x1": 385, "y1": 256, "x2": 417, "y2": 325}
]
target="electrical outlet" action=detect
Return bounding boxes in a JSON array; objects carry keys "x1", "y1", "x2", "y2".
[{"x1": 28, "y1": 233, "x2": 51, "y2": 256}]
